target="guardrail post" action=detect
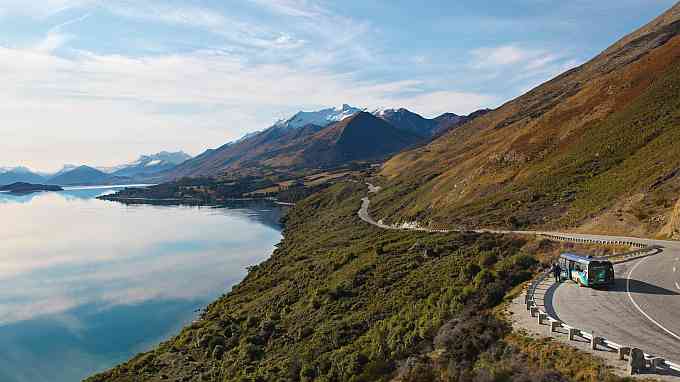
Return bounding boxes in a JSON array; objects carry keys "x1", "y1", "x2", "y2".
[
  {"x1": 530, "y1": 307, "x2": 539, "y2": 317},
  {"x1": 538, "y1": 312, "x2": 547, "y2": 325},
  {"x1": 592, "y1": 336, "x2": 601, "y2": 350},
  {"x1": 618, "y1": 346, "x2": 630, "y2": 360},
  {"x1": 629, "y1": 348, "x2": 645, "y2": 375},
  {"x1": 569, "y1": 328, "x2": 579, "y2": 341},
  {"x1": 652, "y1": 357, "x2": 665, "y2": 369},
  {"x1": 550, "y1": 321, "x2": 561, "y2": 333}
]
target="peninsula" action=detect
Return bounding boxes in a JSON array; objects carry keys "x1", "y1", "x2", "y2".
[{"x1": 0, "y1": 182, "x2": 63, "y2": 194}]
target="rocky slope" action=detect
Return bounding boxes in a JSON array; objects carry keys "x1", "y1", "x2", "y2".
[
  {"x1": 663, "y1": 198, "x2": 680, "y2": 239},
  {"x1": 372, "y1": 2, "x2": 680, "y2": 238}
]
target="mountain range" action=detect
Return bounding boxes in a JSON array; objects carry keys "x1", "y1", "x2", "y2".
[
  {"x1": 2, "y1": 105, "x2": 487, "y2": 186},
  {"x1": 162, "y1": 106, "x2": 487, "y2": 179},
  {"x1": 0, "y1": 151, "x2": 191, "y2": 186}
]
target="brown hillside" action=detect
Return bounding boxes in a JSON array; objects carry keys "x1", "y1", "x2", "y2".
[{"x1": 373, "y1": 2, "x2": 680, "y2": 237}]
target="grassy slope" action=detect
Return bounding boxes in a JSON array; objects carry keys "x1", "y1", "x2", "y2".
[
  {"x1": 373, "y1": 14, "x2": 680, "y2": 237},
  {"x1": 87, "y1": 183, "x2": 644, "y2": 382}
]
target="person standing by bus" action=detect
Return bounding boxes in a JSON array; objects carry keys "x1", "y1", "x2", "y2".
[{"x1": 552, "y1": 263, "x2": 562, "y2": 283}]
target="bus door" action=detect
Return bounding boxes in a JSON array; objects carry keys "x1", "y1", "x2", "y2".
[
  {"x1": 559, "y1": 258, "x2": 569, "y2": 280},
  {"x1": 567, "y1": 260, "x2": 575, "y2": 281}
]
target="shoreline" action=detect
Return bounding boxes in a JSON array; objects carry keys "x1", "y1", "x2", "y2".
[{"x1": 97, "y1": 194, "x2": 296, "y2": 206}]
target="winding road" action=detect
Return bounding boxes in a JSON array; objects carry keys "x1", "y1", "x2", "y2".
[{"x1": 359, "y1": 191, "x2": 680, "y2": 362}]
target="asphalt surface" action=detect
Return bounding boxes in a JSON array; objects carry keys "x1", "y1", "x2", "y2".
[
  {"x1": 358, "y1": 192, "x2": 680, "y2": 361},
  {"x1": 551, "y1": 238, "x2": 680, "y2": 361}
]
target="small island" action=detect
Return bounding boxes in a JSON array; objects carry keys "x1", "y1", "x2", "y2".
[{"x1": 0, "y1": 182, "x2": 63, "y2": 194}]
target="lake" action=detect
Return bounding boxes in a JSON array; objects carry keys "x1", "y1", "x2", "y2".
[{"x1": 0, "y1": 187, "x2": 284, "y2": 382}]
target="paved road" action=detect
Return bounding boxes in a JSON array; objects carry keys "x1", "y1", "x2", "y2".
[
  {"x1": 552, "y1": 240, "x2": 680, "y2": 361},
  {"x1": 359, "y1": 192, "x2": 680, "y2": 361}
]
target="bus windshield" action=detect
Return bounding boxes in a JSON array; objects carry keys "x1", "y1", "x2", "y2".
[{"x1": 588, "y1": 262, "x2": 613, "y2": 283}]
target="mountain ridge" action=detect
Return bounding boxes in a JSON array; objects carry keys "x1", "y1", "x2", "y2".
[
  {"x1": 372, "y1": 1, "x2": 680, "y2": 238},
  {"x1": 162, "y1": 106, "x2": 489, "y2": 180}
]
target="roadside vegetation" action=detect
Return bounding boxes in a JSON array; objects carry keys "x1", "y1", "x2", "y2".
[{"x1": 88, "y1": 182, "x2": 642, "y2": 382}]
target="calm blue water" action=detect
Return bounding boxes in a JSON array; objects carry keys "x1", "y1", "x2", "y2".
[{"x1": 0, "y1": 187, "x2": 284, "y2": 382}]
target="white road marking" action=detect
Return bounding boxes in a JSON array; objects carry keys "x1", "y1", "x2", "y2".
[
  {"x1": 676, "y1": 282, "x2": 680, "y2": 291},
  {"x1": 627, "y1": 257, "x2": 680, "y2": 342},
  {"x1": 675, "y1": 266, "x2": 677, "y2": 273}
]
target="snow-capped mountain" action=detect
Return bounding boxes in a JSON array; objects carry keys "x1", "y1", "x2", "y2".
[
  {"x1": 52, "y1": 164, "x2": 79, "y2": 178},
  {"x1": 274, "y1": 104, "x2": 361, "y2": 129},
  {"x1": 0, "y1": 166, "x2": 33, "y2": 174},
  {"x1": 158, "y1": 102, "x2": 493, "y2": 180},
  {"x1": 110, "y1": 151, "x2": 192, "y2": 178}
]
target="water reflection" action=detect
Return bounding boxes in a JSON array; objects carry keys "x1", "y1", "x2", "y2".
[{"x1": 0, "y1": 187, "x2": 284, "y2": 382}]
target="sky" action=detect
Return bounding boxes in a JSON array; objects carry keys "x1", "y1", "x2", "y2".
[{"x1": 0, "y1": 0, "x2": 676, "y2": 172}]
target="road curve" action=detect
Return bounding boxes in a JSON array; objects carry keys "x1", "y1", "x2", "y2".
[
  {"x1": 552, "y1": 243, "x2": 680, "y2": 361},
  {"x1": 359, "y1": 192, "x2": 680, "y2": 361}
]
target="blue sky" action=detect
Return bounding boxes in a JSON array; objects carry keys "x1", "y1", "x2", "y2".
[{"x1": 0, "y1": 0, "x2": 675, "y2": 171}]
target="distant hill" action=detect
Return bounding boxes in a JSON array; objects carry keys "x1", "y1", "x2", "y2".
[
  {"x1": 375, "y1": 108, "x2": 440, "y2": 137},
  {"x1": 374, "y1": 1, "x2": 680, "y2": 238},
  {"x1": 376, "y1": 108, "x2": 492, "y2": 138},
  {"x1": 0, "y1": 167, "x2": 46, "y2": 186},
  {"x1": 300, "y1": 111, "x2": 424, "y2": 163},
  {"x1": 47, "y1": 165, "x2": 111, "y2": 186},
  {"x1": 433, "y1": 109, "x2": 492, "y2": 136}
]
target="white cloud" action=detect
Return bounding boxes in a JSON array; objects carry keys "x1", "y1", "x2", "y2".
[
  {"x1": 32, "y1": 30, "x2": 71, "y2": 53},
  {"x1": 0, "y1": 40, "x2": 493, "y2": 170},
  {"x1": 0, "y1": 0, "x2": 93, "y2": 18},
  {"x1": 0, "y1": 1, "x2": 498, "y2": 170},
  {"x1": 468, "y1": 43, "x2": 584, "y2": 98},
  {"x1": 471, "y1": 44, "x2": 536, "y2": 68},
  {"x1": 247, "y1": 0, "x2": 326, "y2": 18}
]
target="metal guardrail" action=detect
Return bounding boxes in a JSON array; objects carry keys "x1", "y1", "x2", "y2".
[
  {"x1": 525, "y1": 236, "x2": 680, "y2": 375},
  {"x1": 539, "y1": 233, "x2": 647, "y2": 249}
]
